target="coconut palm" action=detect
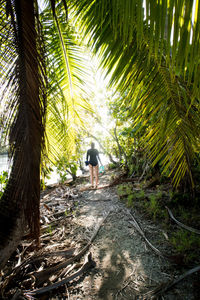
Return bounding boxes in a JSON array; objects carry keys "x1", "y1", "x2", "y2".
[
  {"x1": 70, "y1": 0, "x2": 200, "y2": 188},
  {"x1": 0, "y1": 0, "x2": 92, "y2": 269},
  {"x1": 0, "y1": 0, "x2": 83, "y2": 268},
  {"x1": 0, "y1": 0, "x2": 47, "y2": 268},
  {"x1": 0, "y1": 0, "x2": 200, "y2": 269}
]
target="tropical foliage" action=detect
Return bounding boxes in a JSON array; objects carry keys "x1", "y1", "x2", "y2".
[
  {"x1": 69, "y1": 0, "x2": 200, "y2": 188},
  {"x1": 1, "y1": 0, "x2": 200, "y2": 268},
  {"x1": 71, "y1": 0, "x2": 200, "y2": 95},
  {"x1": 40, "y1": 3, "x2": 92, "y2": 167}
]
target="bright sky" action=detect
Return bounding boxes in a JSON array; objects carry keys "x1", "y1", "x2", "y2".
[{"x1": 38, "y1": 0, "x2": 47, "y2": 12}]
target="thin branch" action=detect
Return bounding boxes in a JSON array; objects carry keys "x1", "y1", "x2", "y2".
[
  {"x1": 166, "y1": 206, "x2": 200, "y2": 235},
  {"x1": 144, "y1": 265, "x2": 200, "y2": 298},
  {"x1": 127, "y1": 210, "x2": 165, "y2": 257}
]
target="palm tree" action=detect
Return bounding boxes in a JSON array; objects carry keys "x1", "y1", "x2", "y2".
[
  {"x1": 40, "y1": 3, "x2": 92, "y2": 168},
  {"x1": 0, "y1": 0, "x2": 47, "y2": 268},
  {"x1": 70, "y1": 0, "x2": 200, "y2": 188},
  {"x1": 0, "y1": 0, "x2": 200, "y2": 269},
  {"x1": 0, "y1": 0, "x2": 90, "y2": 269}
]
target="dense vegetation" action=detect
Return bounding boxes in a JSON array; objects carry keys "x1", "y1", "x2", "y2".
[{"x1": 0, "y1": 0, "x2": 200, "y2": 268}]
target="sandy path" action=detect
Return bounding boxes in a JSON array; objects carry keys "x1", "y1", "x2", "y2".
[
  {"x1": 71, "y1": 172, "x2": 190, "y2": 300},
  {"x1": 1, "y1": 171, "x2": 196, "y2": 299}
]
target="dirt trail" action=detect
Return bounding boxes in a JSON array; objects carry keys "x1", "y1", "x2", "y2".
[
  {"x1": 1, "y1": 170, "x2": 195, "y2": 299},
  {"x1": 71, "y1": 171, "x2": 193, "y2": 300}
]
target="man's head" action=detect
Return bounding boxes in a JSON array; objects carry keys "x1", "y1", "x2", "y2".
[{"x1": 91, "y1": 142, "x2": 95, "y2": 149}]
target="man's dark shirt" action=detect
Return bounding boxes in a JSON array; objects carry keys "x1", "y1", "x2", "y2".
[{"x1": 87, "y1": 148, "x2": 99, "y2": 166}]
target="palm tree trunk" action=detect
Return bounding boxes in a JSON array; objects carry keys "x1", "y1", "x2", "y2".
[{"x1": 0, "y1": 0, "x2": 46, "y2": 270}]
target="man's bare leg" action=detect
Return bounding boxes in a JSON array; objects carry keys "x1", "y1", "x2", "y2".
[
  {"x1": 94, "y1": 165, "x2": 99, "y2": 187},
  {"x1": 89, "y1": 164, "x2": 94, "y2": 187}
]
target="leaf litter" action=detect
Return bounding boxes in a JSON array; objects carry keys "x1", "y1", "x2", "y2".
[{"x1": 0, "y1": 170, "x2": 199, "y2": 299}]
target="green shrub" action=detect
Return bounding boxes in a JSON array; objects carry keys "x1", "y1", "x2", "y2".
[
  {"x1": 127, "y1": 194, "x2": 134, "y2": 207},
  {"x1": 108, "y1": 163, "x2": 118, "y2": 170},
  {"x1": 170, "y1": 229, "x2": 200, "y2": 262},
  {"x1": 135, "y1": 190, "x2": 145, "y2": 199},
  {"x1": 144, "y1": 190, "x2": 167, "y2": 220},
  {"x1": 56, "y1": 156, "x2": 78, "y2": 182},
  {"x1": 148, "y1": 194, "x2": 160, "y2": 220},
  {"x1": 117, "y1": 183, "x2": 132, "y2": 197}
]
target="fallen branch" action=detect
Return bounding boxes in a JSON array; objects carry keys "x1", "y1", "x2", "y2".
[
  {"x1": 166, "y1": 206, "x2": 200, "y2": 235},
  {"x1": 26, "y1": 253, "x2": 95, "y2": 296},
  {"x1": 1, "y1": 248, "x2": 75, "y2": 294},
  {"x1": 34, "y1": 211, "x2": 111, "y2": 285},
  {"x1": 80, "y1": 180, "x2": 134, "y2": 191},
  {"x1": 144, "y1": 265, "x2": 200, "y2": 298},
  {"x1": 128, "y1": 210, "x2": 190, "y2": 265},
  {"x1": 127, "y1": 210, "x2": 165, "y2": 257},
  {"x1": 40, "y1": 248, "x2": 75, "y2": 258}
]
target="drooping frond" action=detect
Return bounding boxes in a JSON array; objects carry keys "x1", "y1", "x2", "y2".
[
  {"x1": 67, "y1": 0, "x2": 200, "y2": 187},
  {"x1": 129, "y1": 65, "x2": 199, "y2": 188},
  {"x1": 40, "y1": 3, "x2": 92, "y2": 163},
  {"x1": 105, "y1": 31, "x2": 200, "y2": 187},
  {"x1": 70, "y1": 0, "x2": 200, "y2": 97}
]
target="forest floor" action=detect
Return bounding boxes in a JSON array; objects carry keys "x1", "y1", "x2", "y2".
[{"x1": 1, "y1": 169, "x2": 200, "y2": 299}]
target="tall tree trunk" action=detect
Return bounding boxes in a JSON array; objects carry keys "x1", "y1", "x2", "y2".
[
  {"x1": 113, "y1": 126, "x2": 127, "y2": 166},
  {"x1": 0, "y1": 0, "x2": 45, "y2": 270}
]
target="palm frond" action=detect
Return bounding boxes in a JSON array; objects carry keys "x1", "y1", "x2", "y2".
[
  {"x1": 40, "y1": 4, "x2": 92, "y2": 164},
  {"x1": 70, "y1": 0, "x2": 200, "y2": 97},
  {"x1": 109, "y1": 36, "x2": 199, "y2": 187},
  {"x1": 68, "y1": 0, "x2": 200, "y2": 187}
]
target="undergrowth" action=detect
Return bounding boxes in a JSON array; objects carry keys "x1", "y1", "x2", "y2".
[
  {"x1": 170, "y1": 230, "x2": 200, "y2": 263},
  {"x1": 117, "y1": 182, "x2": 200, "y2": 264}
]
